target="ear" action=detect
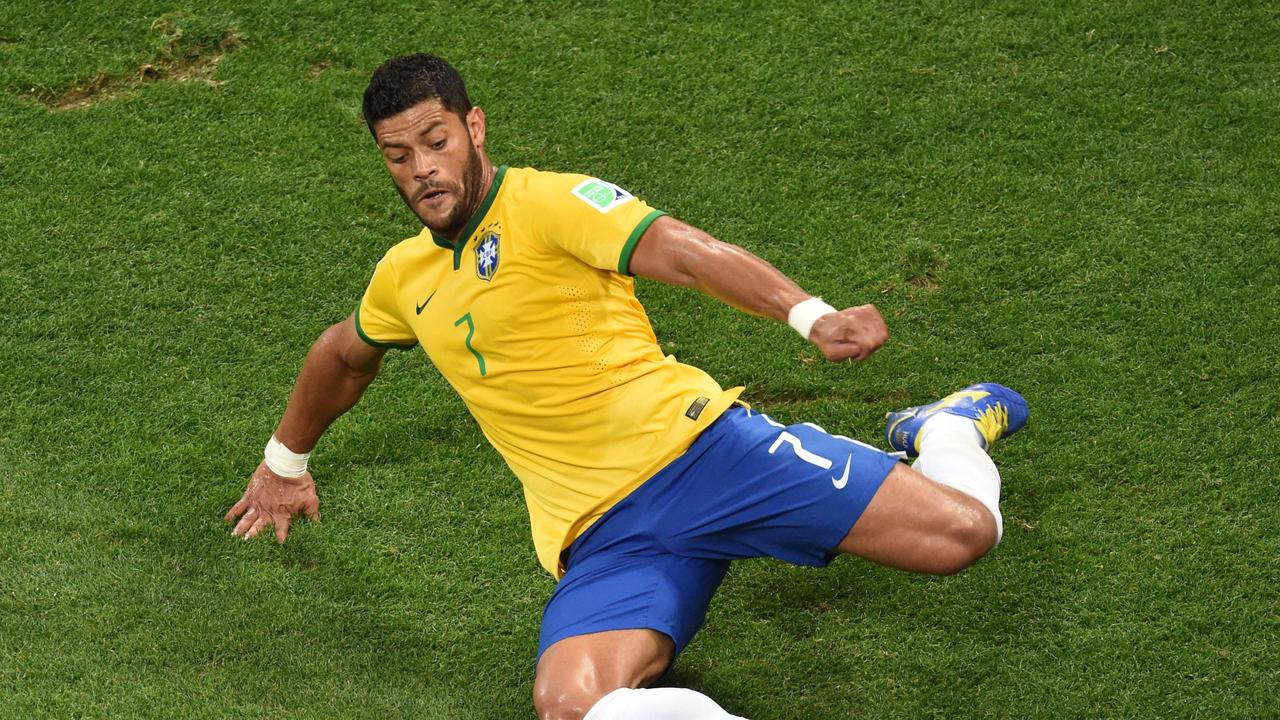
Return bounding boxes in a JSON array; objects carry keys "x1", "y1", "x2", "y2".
[{"x1": 466, "y1": 107, "x2": 487, "y2": 149}]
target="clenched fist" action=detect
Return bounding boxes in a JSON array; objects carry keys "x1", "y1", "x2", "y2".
[{"x1": 808, "y1": 304, "x2": 889, "y2": 362}]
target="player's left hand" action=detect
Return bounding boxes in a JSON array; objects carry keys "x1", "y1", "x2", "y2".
[
  {"x1": 224, "y1": 461, "x2": 320, "y2": 543},
  {"x1": 809, "y1": 304, "x2": 888, "y2": 362}
]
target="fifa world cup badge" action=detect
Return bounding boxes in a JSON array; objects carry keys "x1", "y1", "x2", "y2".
[{"x1": 475, "y1": 230, "x2": 500, "y2": 282}]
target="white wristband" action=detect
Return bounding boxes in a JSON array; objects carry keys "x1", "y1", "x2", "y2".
[
  {"x1": 264, "y1": 435, "x2": 310, "y2": 478},
  {"x1": 787, "y1": 297, "x2": 837, "y2": 340}
]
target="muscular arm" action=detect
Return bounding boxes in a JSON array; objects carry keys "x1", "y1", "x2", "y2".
[
  {"x1": 274, "y1": 313, "x2": 387, "y2": 452},
  {"x1": 224, "y1": 314, "x2": 387, "y2": 542},
  {"x1": 628, "y1": 216, "x2": 810, "y2": 321},
  {"x1": 628, "y1": 215, "x2": 888, "y2": 362}
]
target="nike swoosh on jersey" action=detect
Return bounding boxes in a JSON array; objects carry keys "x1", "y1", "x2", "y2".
[
  {"x1": 832, "y1": 455, "x2": 851, "y2": 489},
  {"x1": 415, "y1": 291, "x2": 436, "y2": 315}
]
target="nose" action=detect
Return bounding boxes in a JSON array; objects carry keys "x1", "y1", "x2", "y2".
[{"x1": 411, "y1": 151, "x2": 437, "y2": 180}]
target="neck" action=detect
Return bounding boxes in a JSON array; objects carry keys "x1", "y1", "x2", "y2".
[{"x1": 446, "y1": 156, "x2": 497, "y2": 244}]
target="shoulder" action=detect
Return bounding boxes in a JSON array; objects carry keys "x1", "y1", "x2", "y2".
[
  {"x1": 381, "y1": 227, "x2": 433, "y2": 264},
  {"x1": 504, "y1": 166, "x2": 581, "y2": 204},
  {"x1": 367, "y1": 227, "x2": 434, "y2": 286},
  {"x1": 505, "y1": 167, "x2": 638, "y2": 216}
]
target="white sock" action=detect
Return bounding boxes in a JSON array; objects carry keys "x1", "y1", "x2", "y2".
[
  {"x1": 912, "y1": 413, "x2": 1003, "y2": 543},
  {"x1": 584, "y1": 687, "x2": 749, "y2": 720}
]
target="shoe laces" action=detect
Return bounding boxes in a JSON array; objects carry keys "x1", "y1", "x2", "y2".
[{"x1": 973, "y1": 403, "x2": 1009, "y2": 445}]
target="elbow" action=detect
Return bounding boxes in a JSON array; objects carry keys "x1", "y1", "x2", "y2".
[
  {"x1": 314, "y1": 318, "x2": 384, "y2": 378},
  {"x1": 312, "y1": 321, "x2": 350, "y2": 361}
]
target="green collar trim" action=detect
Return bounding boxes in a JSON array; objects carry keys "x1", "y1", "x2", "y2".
[{"x1": 430, "y1": 165, "x2": 508, "y2": 270}]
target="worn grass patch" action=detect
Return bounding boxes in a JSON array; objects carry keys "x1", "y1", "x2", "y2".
[{"x1": 26, "y1": 14, "x2": 242, "y2": 110}]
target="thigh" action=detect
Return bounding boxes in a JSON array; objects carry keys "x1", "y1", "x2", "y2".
[
  {"x1": 652, "y1": 407, "x2": 900, "y2": 567},
  {"x1": 538, "y1": 550, "x2": 730, "y2": 664},
  {"x1": 837, "y1": 462, "x2": 998, "y2": 574}
]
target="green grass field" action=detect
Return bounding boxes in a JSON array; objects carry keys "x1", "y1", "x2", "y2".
[{"x1": 3, "y1": 2, "x2": 1278, "y2": 718}]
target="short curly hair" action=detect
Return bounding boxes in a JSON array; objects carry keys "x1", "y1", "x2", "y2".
[{"x1": 362, "y1": 54, "x2": 472, "y2": 138}]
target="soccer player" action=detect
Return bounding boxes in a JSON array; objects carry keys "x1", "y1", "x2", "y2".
[{"x1": 225, "y1": 54, "x2": 1029, "y2": 720}]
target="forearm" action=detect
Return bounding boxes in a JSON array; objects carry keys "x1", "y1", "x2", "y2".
[
  {"x1": 274, "y1": 321, "x2": 382, "y2": 453},
  {"x1": 631, "y1": 216, "x2": 887, "y2": 360},
  {"x1": 644, "y1": 221, "x2": 811, "y2": 321}
]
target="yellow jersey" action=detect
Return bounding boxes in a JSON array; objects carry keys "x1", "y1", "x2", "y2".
[{"x1": 355, "y1": 166, "x2": 743, "y2": 576}]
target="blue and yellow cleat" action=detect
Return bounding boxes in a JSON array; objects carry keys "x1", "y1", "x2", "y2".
[{"x1": 885, "y1": 383, "x2": 1029, "y2": 458}]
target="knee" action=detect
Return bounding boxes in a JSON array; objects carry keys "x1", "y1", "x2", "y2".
[
  {"x1": 533, "y1": 630, "x2": 673, "y2": 718},
  {"x1": 929, "y1": 502, "x2": 999, "y2": 575},
  {"x1": 533, "y1": 680, "x2": 610, "y2": 720}
]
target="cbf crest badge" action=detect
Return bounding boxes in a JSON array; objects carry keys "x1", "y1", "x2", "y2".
[{"x1": 475, "y1": 230, "x2": 500, "y2": 281}]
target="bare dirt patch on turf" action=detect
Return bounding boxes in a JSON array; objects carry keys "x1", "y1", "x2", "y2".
[
  {"x1": 30, "y1": 18, "x2": 243, "y2": 111},
  {"x1": 901, "y1": 240, "x2": 948, "y2": 292}
]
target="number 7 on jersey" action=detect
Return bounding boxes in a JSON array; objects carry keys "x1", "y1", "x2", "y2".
[{"x1": 454, "y1": 312, "x2": 487, "y2": 376}]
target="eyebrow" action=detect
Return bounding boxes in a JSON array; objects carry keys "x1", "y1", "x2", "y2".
[{"x1": 379, "y1": 120, "x2": 447, "y2": 149}]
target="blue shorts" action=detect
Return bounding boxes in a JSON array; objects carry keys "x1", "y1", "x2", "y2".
[{"x1": 537, "y1": 406, "x2": 899, "y2": 661}]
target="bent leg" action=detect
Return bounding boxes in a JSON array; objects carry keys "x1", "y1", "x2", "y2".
[{"x1": 838, "y1": 462, "x2": 999, "y2": 575}]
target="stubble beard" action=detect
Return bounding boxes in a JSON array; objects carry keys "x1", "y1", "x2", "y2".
[{"x1": 400, "y1": 142, "x2": 486, "y2": 240}]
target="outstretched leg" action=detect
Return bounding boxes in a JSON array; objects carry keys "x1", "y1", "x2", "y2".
[{"x1": 534, "y1": 501, "x2": 741, "y2": 720}]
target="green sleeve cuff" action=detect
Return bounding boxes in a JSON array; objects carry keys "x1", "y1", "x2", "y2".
[
  {"x1": 354, "y1": 304, "x2": 418, "y2": 350},
  {"x1": 618, "y1": 209, "x2": 667, "y2": 276}
]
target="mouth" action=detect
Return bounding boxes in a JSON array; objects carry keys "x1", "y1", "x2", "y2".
[{"x1": 417, "y1": 188, "x2": 448, "y2": 205}]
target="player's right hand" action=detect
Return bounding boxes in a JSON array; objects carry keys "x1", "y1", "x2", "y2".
[
  {"x1": 809, "y1": 304, "x2": 889, "y2": 362},
  {"x1": 224, "y1": 461, "x2": 320, "y2": 543}
]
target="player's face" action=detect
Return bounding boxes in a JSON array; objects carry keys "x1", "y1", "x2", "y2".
[{"x1": 374, "y1": 99, "x2": 489, "y2": 238}]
